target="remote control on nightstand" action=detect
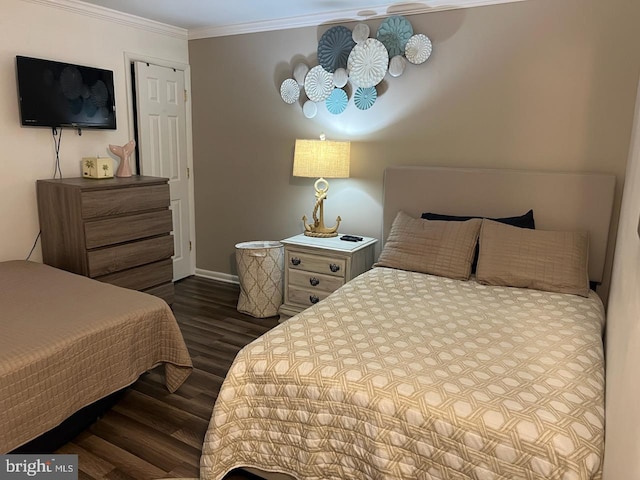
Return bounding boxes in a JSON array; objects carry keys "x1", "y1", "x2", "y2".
[{"x1": 340, "y1": 235, "x2": 363, "y2": 242}]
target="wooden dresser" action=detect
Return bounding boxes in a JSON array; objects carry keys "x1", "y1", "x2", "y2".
[{"x1": 36, "y1": 176, "x2": 175, "y2": 304}]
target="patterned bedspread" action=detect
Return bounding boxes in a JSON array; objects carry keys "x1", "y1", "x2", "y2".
[{"x1": 201, "y1": 267, "x2": 605, "y2": 480}]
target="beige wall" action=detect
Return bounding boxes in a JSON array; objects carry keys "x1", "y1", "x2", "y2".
[
  {"x1": 603, "y1": 79, "x2": 640, "y2": 479},
  {"x1": 189, "y1": 0, "x2": 640, "y2": 301},
  {"x1": 0, "y1": 0, "x2": 188, "y2": 262}
]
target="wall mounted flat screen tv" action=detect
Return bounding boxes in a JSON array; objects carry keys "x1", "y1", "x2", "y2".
[{"x1": 16, "y1": 55, "x2": 116, "y2": 129}]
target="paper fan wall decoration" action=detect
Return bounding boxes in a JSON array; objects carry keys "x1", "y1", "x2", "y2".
[
  {"x1": 377, "y1": 16, "x2": 414, "y2": 58},
  {"x1": 304, "y1": 66, "x2": 334, "y2": 102},
  {"x1": 347, "y1": 38, "x2": 389, "y2": 89},
  {"x1": 278, "y1": 16, "x2": 433, "y2": 116},
  {"x1": 318, "y1": 26, "x2": 356, "y2": 73},
  {"x1": 354, "y1": 87, "x2": 377, "y2": 110}
]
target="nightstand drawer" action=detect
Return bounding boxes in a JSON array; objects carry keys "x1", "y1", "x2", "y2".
[
  {"x1": 288, "y1": 286, "x2": 331, "y2": 308},
  {"x1": 84, "y1": 210, "x2": 173, "y2": 249},
  {"x1": 287, "y1": 251, "x2": 346, "y2": 277},
  {"x1": 289, "y1": 269, "x2": 344, "y2": 293}
]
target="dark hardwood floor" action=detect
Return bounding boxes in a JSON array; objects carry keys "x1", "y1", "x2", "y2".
[{"x1": 56, "y1": 276, "x2": 281, "y2": 480}]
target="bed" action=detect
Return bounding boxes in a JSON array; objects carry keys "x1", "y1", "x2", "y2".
[
  {"x1": 200, "y1": 167, "x2": 616, "y2": 480},
  {"x1": 0, "y1": 260, "x2": 193, "y2": 454}
]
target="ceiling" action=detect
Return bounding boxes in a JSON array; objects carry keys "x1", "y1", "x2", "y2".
[
  {"x1": 79, "y1": 0, "x2": 399, "y2": 30},
  {"x1": 77, "y1": 0, "x2": 525, "y2": 38}
]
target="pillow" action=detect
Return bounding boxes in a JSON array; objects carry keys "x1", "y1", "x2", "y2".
[
  {"x1": 476, "y1": 219, "x2": 590, "y2": 297},
  {"x1": 421, "y1": 209, "x2": 535, "y2": 229},
  {"x1": 375, "y1": 211, "x2": 482, "y2": 280},
  {"x1": 422, "y1": 210, "x2": 535, "y2": 273}
]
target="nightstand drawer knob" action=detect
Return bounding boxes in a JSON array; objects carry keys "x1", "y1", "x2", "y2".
[
  {"x1": 291, "y1": 257, "x2": 301, "y2": 266},
  {"x1": 329, "y1": 263, "x2": 340, "y2": 273},
  {"x1": 309, "y1": 294, "x2": 320, "y2": 304},
  {"x1": 309, "y1": 277, "x2": 320, "y2": 286}
]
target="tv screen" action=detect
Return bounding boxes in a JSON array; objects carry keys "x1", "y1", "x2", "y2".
[{"x1": 16, "y1": 56, "x2": 116, "y2": 129}]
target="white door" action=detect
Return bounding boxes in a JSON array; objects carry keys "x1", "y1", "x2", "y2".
[{"x1": 134, "y1": 61, "x2": 191, "y2": 280}]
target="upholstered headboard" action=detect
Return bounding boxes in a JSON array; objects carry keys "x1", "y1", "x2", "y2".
[{"x1": 383, "y1": 166, "x2": 616, "y2": 284}]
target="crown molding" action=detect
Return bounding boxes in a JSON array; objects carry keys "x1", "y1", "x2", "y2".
[
  {"x1": 21, "y1": 0, "x2": 188, "y2": 40},
  {"x1": 188, "y1": 0, "x2": 528, "y2": 40},
  {"x1": 21, "y1": 0, "x2": 528, "y2": 41}
]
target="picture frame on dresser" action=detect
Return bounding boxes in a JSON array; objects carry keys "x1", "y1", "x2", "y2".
[
  {"x1": 279, "y1": 234, "x2": 377, "y2": 318},
  {"x1": 36, "y1": 175, "x2": 175, "y2": 304}
]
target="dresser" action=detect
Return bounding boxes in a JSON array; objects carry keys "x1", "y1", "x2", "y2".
[
  {"x1": 36, "y1": 176, "x2": 175, "y2": 304},
  {"x1": 279, "y1": 234, "x2": 377, "y2": 317}
]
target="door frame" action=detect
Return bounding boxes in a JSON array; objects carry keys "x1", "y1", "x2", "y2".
[{"x1": 123, "y1": 51, "x2": 196, "y2": 278}]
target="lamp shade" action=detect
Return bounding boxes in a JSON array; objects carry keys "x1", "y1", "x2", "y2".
[{"x1": 293, "y1": 139, "x2": 350, "y2": 178}]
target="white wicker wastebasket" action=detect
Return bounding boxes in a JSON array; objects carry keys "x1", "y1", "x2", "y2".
[{"x1": 235, "y1": 241, "x2": 284, "y2": 318}]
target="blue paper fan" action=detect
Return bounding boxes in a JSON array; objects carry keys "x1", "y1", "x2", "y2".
[
  {"x1": 326, "y1": 88, "x2": 348, "y2": 115},
  {"x1": 377, "y1": 15, "x2": 414, "y2": 58},
  {"x1": 318, "y1": 26, "x2": 356, "y2": 73},
  {"x1": 354, "y1": 87, "x2": 377, "y2": 111}
]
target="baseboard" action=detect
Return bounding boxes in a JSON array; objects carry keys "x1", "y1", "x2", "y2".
[{"x1": 195, "y1": 268, "x2": 239, "y2": 285}]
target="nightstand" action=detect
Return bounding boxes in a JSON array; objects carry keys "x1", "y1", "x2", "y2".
[{"x1": 278, "y1": 234, "x2": 378, "y2": 317}]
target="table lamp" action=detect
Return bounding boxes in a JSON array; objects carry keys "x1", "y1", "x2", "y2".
[{"x1": 293, "y1": 135, "x2": 350, "y2": 237}]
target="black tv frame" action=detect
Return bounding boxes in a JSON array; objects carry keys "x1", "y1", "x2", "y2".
[{"x1": 16, "y1": 55, "x2": 116, "y2": 130}]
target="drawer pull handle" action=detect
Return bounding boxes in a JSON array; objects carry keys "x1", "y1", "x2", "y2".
[
  {"x1": 309, "y1": 277, "x2": 320, "y2": 286},
  {"x1": 329, "y1": 263, "x2": 340, "y2": 273},
  {"x1": 291, "y1": 257, "x2": 301, "y2": 266},
  {"x1": 309, "y1": 295, "x2": 320, "y2": 304}
]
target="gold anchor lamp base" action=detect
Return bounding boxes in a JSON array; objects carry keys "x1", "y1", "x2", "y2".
[
  {"x1": 292, "y1": 136, "x2": 351, "y2": 238},
  {"x1": 302, "y1": 177, "x2": 341, "y2": 238}
]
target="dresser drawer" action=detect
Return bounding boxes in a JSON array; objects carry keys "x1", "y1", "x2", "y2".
[
  {"x1": 288, "y1": 286, "x2": 331, "y2": 308},
  {"x1": 81, "y1": 184, "x2": 170, "y2": 219},
  {"x1": 87, "y1": 235, "x2": 174, "y2": 277},
  {"x1": 84, "y1": 210, "x2": 173, "y2": 249},
  {"x1": 95, "y1": 259, "x2": 173, "y2": 290},
  {"x1": 287, "y1": 251, "x2": 346, "y2": 277},
  {"x1": 289, "y1": 269, "x2": 344, "y2": 293}
]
